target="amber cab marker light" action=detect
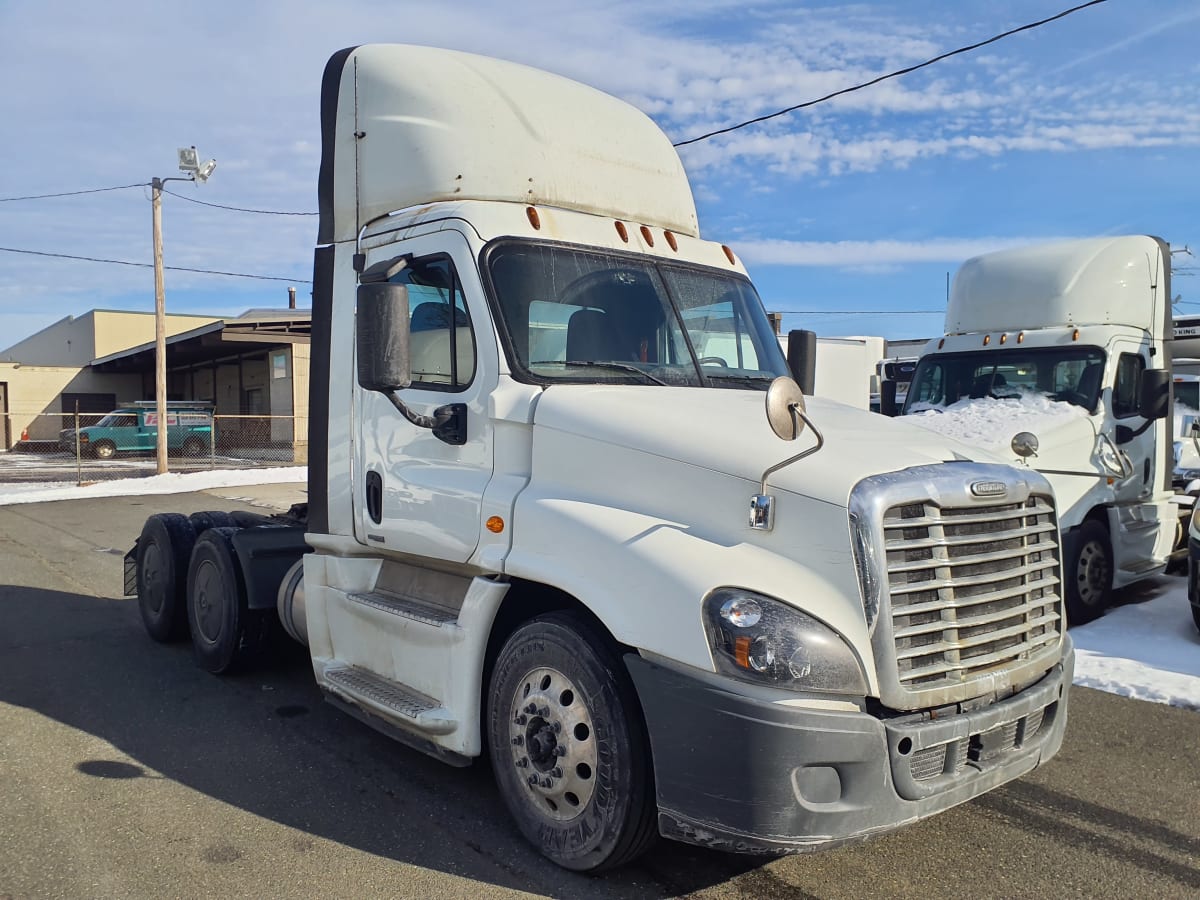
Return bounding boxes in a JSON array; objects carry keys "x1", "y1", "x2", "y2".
[
  {"x1": 615, "y1": 221, "x2": 629, "y2": 242},
  {"x1": 665, "y1": 231, "x2": 678, "y2": 251},
  {"x1": 983, "y1": 334, "x2": 991, "y2": 346},
  {"x1": 722, "y1": 244, "x2": 736, "y2": 265},
  {"x1": 640, "y1": 225, "x2": 655, "y2": 247},
  {"x1": 486, "y1": 516, "x2": 505, "y2": 534},
  {"x1": 733, "y1": 635, "x2": 752, "y2": 669},
  {"x1": 999, "y1": 333, "x2": 1008, "y2": 345},
  {"x1": 938, "y1": 338, "x2": 945, "y2": 349},
  {"x1": 1017, "y1": 332, "x2": 1025, "y2": 344},
  {"x1": 526, "y1": 206, "x2": 541, "y2": 230},
  {"x1": 1072, "y1": 328, "x2": 1080, "y2": 341}
]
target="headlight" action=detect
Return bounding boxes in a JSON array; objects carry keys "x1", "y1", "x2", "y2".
[{"x1": 703, "y1": 588, "x2": 868, "y2": 695}]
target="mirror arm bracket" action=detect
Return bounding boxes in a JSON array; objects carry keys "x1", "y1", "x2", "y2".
[
  {"x1": 759, "y1": 409, "x2": 825, "y2": 494},
  {"x1": 383, "y1": 393, "x2": 467, "y2": 446}
]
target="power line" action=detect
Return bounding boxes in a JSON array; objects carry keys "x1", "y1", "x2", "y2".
[
  {"x1": 673, "y1": 0, "x2": 1110, "y2": 147},
  {"x1": 0, "y1": 245, "x2": 311, "y2": 283},
  {"x1": 161, "y1": 187, "x2": 318, "y2": 216},
  {"x1": 0, "y1": 183, "x2": 147, "y2": 202}
]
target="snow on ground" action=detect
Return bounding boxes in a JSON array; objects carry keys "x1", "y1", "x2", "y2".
[
  {"x1": 0, "y1": 465, "x2": 1196, "y2": 712},
  {"x1": 0, "y1": 466, "x2": 307, "y2": 507}
]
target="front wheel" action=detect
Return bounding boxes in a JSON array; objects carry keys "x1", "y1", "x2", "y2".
[
  {"x1": 1064, "y1": 519, "x2": 1113, "y2": 625},
  {"x1": 487, "y1": 612, "x2": 657, "y2": 872},
  {"x1": 93, "y1": 440, "x2": 116, "y2": 459}
]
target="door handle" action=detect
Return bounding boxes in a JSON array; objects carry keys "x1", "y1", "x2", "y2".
[{"x1": 366, "y1": 471, "x2": 383, "y2": 524}]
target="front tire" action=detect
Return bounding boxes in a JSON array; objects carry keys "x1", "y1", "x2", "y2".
[
  {"x1": 487, "y1": 612, "x2": 657, "y2": 872},
  {"x1": 186, "y1": 527, "x2": 272, "y2": 674},
  {"x1": 1064, "y1": 519, "x2": 1112, "y2": 625},
  {"x1": 93, "y1": 440, "x2": 116, "y2": 459}
]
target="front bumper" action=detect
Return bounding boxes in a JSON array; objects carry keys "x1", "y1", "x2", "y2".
[{"x1": 626, "y1": 639, "x2": 1074, "y2": 855}]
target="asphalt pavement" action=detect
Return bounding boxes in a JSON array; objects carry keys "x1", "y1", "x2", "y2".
[{"x1": 1, "y1": 491, "x2": 1198, "y2": 899}]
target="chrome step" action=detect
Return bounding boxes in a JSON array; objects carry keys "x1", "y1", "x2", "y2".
[
  {"x1": 323, "y1": 665, "x2": 457, "y2": 735},
  {"x1": 347, "y1": 589, "x2": 458, "y2": 626}
]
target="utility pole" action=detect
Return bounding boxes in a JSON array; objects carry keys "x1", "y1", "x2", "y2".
[{"x1": 150, "y1": 147, "x2": 217, "y2": 474}]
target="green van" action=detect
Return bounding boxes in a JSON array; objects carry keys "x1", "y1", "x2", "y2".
[{"x1": 60, "y1": 402, "x2": 216, "y2": 459}]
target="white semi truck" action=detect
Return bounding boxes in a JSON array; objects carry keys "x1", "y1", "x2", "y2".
[
  {"x1": 127, "y1": 45, "x2": 1073, "y2": 871},
  {"x1": 899, "y1": 236, "x2": 1175, "y2": 625}
]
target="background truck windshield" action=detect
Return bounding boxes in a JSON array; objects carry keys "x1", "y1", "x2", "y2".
[
  {"x1": 905, "y1": 347, "x2": 1107, "y2": 413},
  {"x1": 487, "y1": 241, "x2": 788, "y2": 388}
]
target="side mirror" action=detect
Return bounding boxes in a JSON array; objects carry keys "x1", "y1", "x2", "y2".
[
  {"x1": 786, "y1": 329, "x2": 816, "y2": 396},
  {"x1": 356, "y1": 283, "x2": 412, "y2": 393},
  {"x1": 1138, "y1": 369, "x2": 1170, "y2": 421},
  {"x1": 879, "y1": 380, "x2": 898, "y2": 417}
]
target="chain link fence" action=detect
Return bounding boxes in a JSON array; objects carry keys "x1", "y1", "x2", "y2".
[{"x1": 0, "y1": 411, "x2": 307, "y2": 485}]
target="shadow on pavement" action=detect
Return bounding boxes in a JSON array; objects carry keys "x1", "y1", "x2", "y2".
[{"x1": 0, "y1": 583, "x2": 769, "y2": 898}]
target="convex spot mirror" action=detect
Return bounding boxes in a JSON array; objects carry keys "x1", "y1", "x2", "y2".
[
  {"x1": 357, "y1": 282, "x2": 412, "y2": 393},
  {"x1": 1138, "y1": 369, "x2": 1170, "y2": 421},
  {"x1": 765, "y1": 376, "x2": 807, "y2": 441}
]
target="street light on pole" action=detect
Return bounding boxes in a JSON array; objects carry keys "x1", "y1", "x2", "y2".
[{"x1": 151, "y1": 146, "x2": 216, "y2": 474}]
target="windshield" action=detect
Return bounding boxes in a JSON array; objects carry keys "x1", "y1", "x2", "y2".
[
  {"x1": 904, "y1": 347, "x2": 1106, "y2": 414},
  {"x1": 486, "y1": 241, "x2": 788, "y2": 388}
]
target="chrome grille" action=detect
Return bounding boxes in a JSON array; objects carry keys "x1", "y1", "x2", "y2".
[{"x1": 884, "y1": 495, "x2": 1063, "y2": 693}]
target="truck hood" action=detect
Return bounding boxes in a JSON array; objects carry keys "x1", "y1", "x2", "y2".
[
  {"x1": 906, "y1": 396, "x2": 1101, "y2": 474},
  {"x1": 533, "y1": 385, "x2": 996, "y2": 508}
]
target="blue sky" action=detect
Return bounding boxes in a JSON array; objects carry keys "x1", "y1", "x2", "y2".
[{"x1": 1, "y1": 0, "x2": 1197, "y2": 350}]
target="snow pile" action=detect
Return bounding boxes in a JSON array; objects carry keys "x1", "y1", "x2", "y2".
[
  {"x1": 1072, "y1": 578, "x2": 1200, "y2": 711},
  {"x1": 0, "y1": 466, "x2": 307, "y2": 507},
  {"x1": 907, "y1": 393, "x2": 1088, "y2": 450}
]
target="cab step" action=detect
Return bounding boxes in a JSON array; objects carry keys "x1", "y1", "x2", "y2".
[
  {"x1": 323, "y1": 665, "x2": 457, "y2": 735},
  {"x1": 347, "y1": 589, "x2": 459, "y2": 626}
]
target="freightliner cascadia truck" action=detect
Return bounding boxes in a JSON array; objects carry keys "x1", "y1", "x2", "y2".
[
  {"x1": 898, "y1": 236, "x2": 1176, "y2": 625},
  {"x1": 126, "y1": 45, "x2": 1074, "y2": 872}
]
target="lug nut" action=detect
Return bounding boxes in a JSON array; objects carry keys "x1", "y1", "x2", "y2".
[
  {"x1": 553, "y1": 746, "x2": 567, "y2": 757},
  {"x1": 538, "y1": 707, "x2": 550, "y2": 718},
  {"x1": 541, "y1": 777, "x2": 554, "y2": 788},
  {"x1": 511, "y1": 736, "x2": 524, "y2": 746},
  {"x1": 551, "y1": 721, "x2": 562, "y2": 734},
  {"x1": 513, "y1": 714, "x2": 527, "y2": 725},
  {"x1": 524, "y1": 703, "x2": 537, "y2": 715},
  {"x1": 550, "y1": 767, "x2": 563, "y2": 778},
  {"x1": 527, "y1": 774, "x2": 539, "y2": 786},
  {"x1": 516, "y1": 758, "x2": 528, "y2": 768}
]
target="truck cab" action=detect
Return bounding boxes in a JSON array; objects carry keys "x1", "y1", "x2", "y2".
[
  {"x1": 901, "y1": 236, "x2": 1175, "y2": 623},
  {"x1": 128, "y1": 45, "x2": 1073, "y2": 872}
]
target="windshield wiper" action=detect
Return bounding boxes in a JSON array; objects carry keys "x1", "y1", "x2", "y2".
[{"x1": 532, "y1": 360, "x2": 670, "y2": 386}]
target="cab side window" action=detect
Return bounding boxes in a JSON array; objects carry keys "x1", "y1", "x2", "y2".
[
  {"x1": 389, "y1": 256, "x2": 476, "y2": 390},
  {"x1": 1112, "y1": 354, "x2": 1144, "y2": 418}
]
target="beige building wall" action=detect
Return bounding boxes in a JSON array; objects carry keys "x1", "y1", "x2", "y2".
[
  {"x1": 0, "y1": 363, "x2": 143, "y2": 445},
  {"x1": 291, "y1": 344, "x2": 311, "y2": 463},
  {"x1": 1, "y1": 310, "x2": 216, "y2": 367}
]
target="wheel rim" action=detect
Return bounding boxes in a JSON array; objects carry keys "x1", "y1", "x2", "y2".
[
  {"x1": 192, "y1": 558, "x2": 226, "y2": 645},
  {"x1": 141, "y1": 540, "x2": 165, "y2": 614},
  {"x1": 507, "y1": 666, "x2": 598, "y2": 822},
  {"x1": 96, "y1": 443, "x2": 114, "y2": 459},
  {"x1": 1076, "y1": 539, "x2": 1110, "y2": 607}
]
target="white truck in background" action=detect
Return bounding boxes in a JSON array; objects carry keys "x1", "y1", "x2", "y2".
[
  {"x1": 126, "y1": 45, "x2": 1073, "y2": 871},
  {"x1": 774, "y1": 334, "x2": 885, "y2": 409},
  {"x1": 899, "y1": 236, "x2": 1176, "y2": 625}
]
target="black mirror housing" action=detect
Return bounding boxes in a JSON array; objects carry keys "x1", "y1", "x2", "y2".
[
  {"x1": 356, "y1": 283, "x2": 412, "y2": 393},
  {"x1": 1138, "y1": 368, "x2": 1170, "y2": 421},
  {"x1": 879, "y1": 380, "x2": 898, "y2": 417},
  {"x1": 786, "y1": 329, "x2": 817, "y2": 397}
]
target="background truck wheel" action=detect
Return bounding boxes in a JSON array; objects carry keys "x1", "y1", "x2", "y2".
[
  {"x1": 186, "y1": 527, "x2": 272, "y2": 674},
  {"x1": 1065, "y1": 519, "x2": 1112, "y2": 625},
  {"x1": 93, "y1": 440, "x2": 116, "y2": 459},
  {"x1": 136, "y1": 513, "x2": 197, "y2": 642},
  {"x1": 181, "y1": 436, "x2": 205, "y2": 457},
  {"x1": 487, "y1": 612, "x2": 657, "y2": 872}
]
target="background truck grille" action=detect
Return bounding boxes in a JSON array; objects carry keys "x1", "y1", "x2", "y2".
[{"x1": 883, "y1": 496, "x2": 1062, "y2": 692}]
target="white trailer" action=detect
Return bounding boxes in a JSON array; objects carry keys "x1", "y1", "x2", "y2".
[
  {"x1": 902, "y1": 236, "x2": 1176, "y2": 624},
  {"x1": 127, "y1": 45, "x2": 1072, "y2": 871}
]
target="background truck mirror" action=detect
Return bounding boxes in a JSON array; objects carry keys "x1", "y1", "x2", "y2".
[
  {"x1": 356, "y1": 282, "x2": 413, "y2": 393},
  {"x1": 879, "y1": 380, "x2": 898, "y2": 417},
  {"x1": 786, "y1": 329, "x2": 817, "y2": 396},
  {"x1": 1138, "y1": 368, "x2": 1170, "y2": 421}
]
